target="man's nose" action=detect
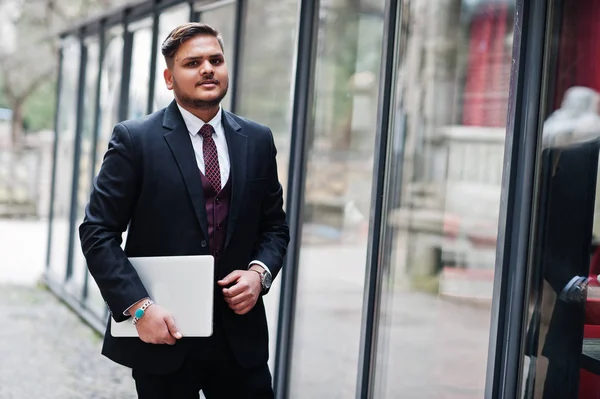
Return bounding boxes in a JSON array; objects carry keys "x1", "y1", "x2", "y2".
[{"x1": 200, "y1": 60, "x2": 214, "y2": 75}]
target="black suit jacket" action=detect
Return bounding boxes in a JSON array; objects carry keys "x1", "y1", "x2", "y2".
[{"x1": 79, "y1": 100, "x2": 289, "y2": 374}]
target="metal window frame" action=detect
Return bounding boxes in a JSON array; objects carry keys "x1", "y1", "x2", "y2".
[
  {"x1": 65, "y1": 33, "x2": 89, "y2": 281},
  {"x1": 146, "y1": 11, "x2": 161, "y2": 115},
  {"x1": 46, "y1": 47, "x2": 65, "y2": 269},
  {"x1": 355, "y1": 0, "x2": 401, "y2": 396},
  {"x1": 484, "y1": 0, "x2": 549, "y2": 397},
  {"x1": 228, "y1": 0, "x2": 246, "y2": 114},
  {"x1": 272, "y1": 0, "x2": 320, "y2": 397},
  {"x1": 82, "y1": 28, "x2": 107, "y2": 303},
  {"x1": 118, "y1": 18, "x2": 134, "y2": 122}
]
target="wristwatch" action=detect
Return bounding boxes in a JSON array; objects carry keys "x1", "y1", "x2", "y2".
[{"x1": 251, "y1": 267, "x2": 273, "y2": 293}]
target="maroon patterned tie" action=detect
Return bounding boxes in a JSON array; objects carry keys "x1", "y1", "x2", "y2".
[{"x1": 199, "y1": 124, "x2": 221, "y2": 192}]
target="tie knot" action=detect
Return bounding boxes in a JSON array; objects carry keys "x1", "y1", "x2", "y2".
[{"x1": 199, "y1": 124, "x2": 214, "y2": 139}]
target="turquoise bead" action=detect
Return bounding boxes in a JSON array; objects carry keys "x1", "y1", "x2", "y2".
[{"x1": 135, "y1": 308, "x2": 145, "y2": 318}]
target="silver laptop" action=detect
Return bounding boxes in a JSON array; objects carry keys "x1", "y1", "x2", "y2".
[{"x1": 110, "y1": 255, "x2": 214, "y2": 338}]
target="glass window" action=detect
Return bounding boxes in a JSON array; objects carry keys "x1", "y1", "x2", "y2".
[
  {"x1": 66, "y1": 37, "x2": 101, "y2": 301},
  {"x1": 235, "y1": 0, "x2": 299, "y2": 371},
  {"x1": 521, "y1": 1, "x2": 600, "y2": 398},
  {"x1": 288, "y1": 0, "x2": 386, "y2": 396},
  {"x1": 153, "y1": 4, "x2": 191, "y2": 111},
  {"x1": 374, "y1": 1, "x2": 514, "y2": 397},
  {"x1": 128, "y1": 18, "x2": 154, "y2": 119},
  {"x1": 197, "y1": 2, "x2": 236, "y2": 111},
  {"x1": 237, "y1": 0, "x2": 298, "y2": 194},
  {"x1": 48, "y1": 36, "x2": 81, "y2": 281},
  {"x1": 96, "y1": 25, "x2": 124, "y2": 173}
]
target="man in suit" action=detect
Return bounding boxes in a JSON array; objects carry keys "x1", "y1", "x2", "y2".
[{"x1": 79, "y1": 22, "x2": 289, "y2": 398}]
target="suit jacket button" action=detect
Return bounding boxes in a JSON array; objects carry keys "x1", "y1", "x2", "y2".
[{"x1": 201, "y1": 240, "x2": 208, "y2": 248}]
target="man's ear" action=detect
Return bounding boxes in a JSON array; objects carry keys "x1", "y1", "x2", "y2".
[{"x1": 164, "y1": 68, "x2": 173, "y2": 90}]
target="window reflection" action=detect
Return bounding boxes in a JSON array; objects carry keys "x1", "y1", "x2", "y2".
[
  {"x1": 375, "y1": 1, "x2": 514, "y2": 397},
  {"x1": 48, "y1": 37, "x2": 81, "y2": 281},
  {"x1": 96, "y1": 26, "x2": 124, "y2": 173},
  {"x1": 522, "y1": 1, "x2": 600, "y2": 397},
  {"x1": 289, "y1": 1, "x2": 386, "y2": 396},
  {"x1": 236, "y1": 0, "x2": 298, "y2": 196},
  {"x1": 128, "y1": 19, "x2": 153, "y2": 119},
  {"x1": 153, "y1": 5, "x2": 191, "y2": 111}
]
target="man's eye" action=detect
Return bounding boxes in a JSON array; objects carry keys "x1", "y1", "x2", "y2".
[
  {"x1": 187, "y1": 61, "x2": 198, "y2": 66},
  {"x1": 211, "y1": 59, "x2": 222, "y2": 65}
]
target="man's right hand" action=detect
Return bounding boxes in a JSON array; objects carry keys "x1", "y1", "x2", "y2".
[{"x1": 133, "y1": 302, "x2": 182, "y2": 345}]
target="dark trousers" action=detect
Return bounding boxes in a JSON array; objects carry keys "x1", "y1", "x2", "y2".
[{"x1": 132, "y1": 325, "x2": 273, "y2": 399}]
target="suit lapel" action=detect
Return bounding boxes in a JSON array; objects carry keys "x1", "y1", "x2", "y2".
[
  {"x1": 162, "y1": 101, "x2": 209, "y2": 239},
  {"x1": 222, "y1": 111, "x2": 247, "y2": 249}
]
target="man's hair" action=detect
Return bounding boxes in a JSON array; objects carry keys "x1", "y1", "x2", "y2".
[{"x1": 161, "y1": 22, "x2": 224, "y2": 66}]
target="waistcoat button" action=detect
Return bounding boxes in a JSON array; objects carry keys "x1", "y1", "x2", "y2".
[{"x1": 201, "y1": 240, "x2": 208, "y2": 248}]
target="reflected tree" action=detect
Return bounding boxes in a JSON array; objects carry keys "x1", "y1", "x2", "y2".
[{"x1": 0, "y1": 0, "x2": 123, "y2": 147}]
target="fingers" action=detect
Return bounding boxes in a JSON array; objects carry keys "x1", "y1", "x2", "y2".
[
  {"x1": 218, "y1": 270, "x2": 243, "y2": 287},
  {"x1": 225, "y1": 292, "x2": 251, "y2": 306},
  {"x1": 222, "y1": 279, "x2": 250, "y2": 297},
  {"x1": 225, "y1": 291, "x2": 258, "y2": 314},
  {"x1": 139, "y1": 328, "x2": 175, "y2": 345},
  {"x1": 164, "y1": 315, "x2": 182, "y2": 340},
  {"x1": 228, "y1": 298, "x2": 251, "y2": 313},
  {"x1": 136, "y1": 307, "x2": 181, "y2": 345}
]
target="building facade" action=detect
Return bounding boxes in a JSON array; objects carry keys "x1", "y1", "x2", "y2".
[{"x1": 45, "y1": 0, "x2": 600, "y2": 397}]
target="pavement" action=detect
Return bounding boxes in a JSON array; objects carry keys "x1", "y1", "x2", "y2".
[
  {"x1": 0, "y1": 285, "x2": 136, "y2": 399},
  {"x1": 0, "y1": 218, "x2": 136, "y2": 399},
  {"x1": 0, "y1": 218, "x2": 493, "y2": 398}
]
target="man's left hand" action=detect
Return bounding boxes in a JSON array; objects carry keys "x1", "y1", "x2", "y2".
[{"x1": 218, "y1": 270, "x2": 262, "y2": 315}]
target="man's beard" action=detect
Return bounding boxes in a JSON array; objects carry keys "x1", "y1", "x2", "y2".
[{"x1": 175, "y1": 82, "x2": 228, "y2": 110}]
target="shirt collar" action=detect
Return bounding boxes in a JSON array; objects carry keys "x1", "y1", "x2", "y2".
[{"x1": 176, "y1": 103, "x2": 222, "y2": 136}]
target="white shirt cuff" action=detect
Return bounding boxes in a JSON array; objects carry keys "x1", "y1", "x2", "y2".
[
  {"x1": 123, "y1": 297, "x2": 150, "y2": 316},
  {"x1": 249, "y1": 260, "x2": 272, "y2": 276}
]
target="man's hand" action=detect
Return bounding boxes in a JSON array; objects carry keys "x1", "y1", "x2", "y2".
[
  {"x1": 132, "y1": 301, "x2": 182, "y2": 345},
  {"x1": 218, "y1": 269, "x2": 262, "y2": 315}
]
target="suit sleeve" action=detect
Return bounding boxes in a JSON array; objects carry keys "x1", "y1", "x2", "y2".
[
  {"x1": 251, "y1": 130, "x2": 290, "y2": 282},
  {"x1": 79, "y1": 123, "x2": 149, "y2": 322}
]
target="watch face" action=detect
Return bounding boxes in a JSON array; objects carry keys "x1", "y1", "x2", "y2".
[{"x1": 263, "y1": 272, "x2": 273, "y2": 289}]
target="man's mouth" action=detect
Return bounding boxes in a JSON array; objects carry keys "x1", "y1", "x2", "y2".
[{"x1": 198, "y1": 80, "x2": 219, "y2": 86}]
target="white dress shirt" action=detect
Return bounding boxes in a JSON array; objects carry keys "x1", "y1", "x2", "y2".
[{"x1": 177, "y1": 104, "x2": 230, "y2": 186}]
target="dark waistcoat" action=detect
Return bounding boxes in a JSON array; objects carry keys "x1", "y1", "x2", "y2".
[{"x1": 199, "y1": 172, "x2": 231, "y2": 263}]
